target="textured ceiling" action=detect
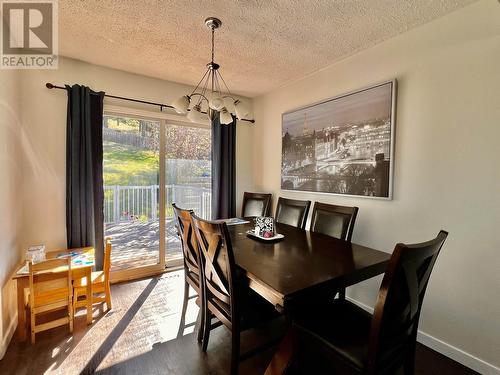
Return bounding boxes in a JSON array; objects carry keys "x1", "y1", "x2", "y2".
[{"x1": 59, "y1": 0, "x2": 476, "y2": 97}]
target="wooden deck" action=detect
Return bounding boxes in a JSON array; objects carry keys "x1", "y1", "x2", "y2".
[{"x1": 105, "y1": 219, "x2": 182, "y2": 272}]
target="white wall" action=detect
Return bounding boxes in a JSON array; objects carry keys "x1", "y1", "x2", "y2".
[
  {"x1": 19, "y1": 57, "x2": 254, "y2": 251},
  {"x1": 253, "y1": 0, "x2": 500, "y2": 372},
  {"x1": 0, "y1": 70, "x2": 24, "y2": 358}
]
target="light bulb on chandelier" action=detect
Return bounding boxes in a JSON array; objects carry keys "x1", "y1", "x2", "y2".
[
  {"x1": 208, "y1": 93, "x2": 225, "y2": 111},
  {"x1": 172, "y1": 95, "x2": 191, "y2": 114},
  {"x1": 219, "y1": 107, "x2": 233, "y2": 125},
  {"x1": 234, "y1": 100, "x2": 251, "y2": 120},
  {"x1": 186, "y1": 104, "x2": 205, "y2": 123}
]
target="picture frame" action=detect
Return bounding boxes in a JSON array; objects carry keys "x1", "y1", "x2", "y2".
[{"x1": 281, "y1": 80, "x2": 397, "y2": 199}]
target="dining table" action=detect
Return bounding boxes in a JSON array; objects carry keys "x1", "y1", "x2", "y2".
[
  {"x1": 226, "y1": 221, "x2": 391, "y2": 374},
  {"x1": 12, "y1": 246, "x2": 95, "y2": 341}
]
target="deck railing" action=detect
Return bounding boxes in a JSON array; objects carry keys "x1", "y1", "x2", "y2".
[{"x1": 104, "y1": 184, "x2": 211, "y2": 224}]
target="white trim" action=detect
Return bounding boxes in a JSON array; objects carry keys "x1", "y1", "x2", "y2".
[
  {"x1": 417, "y1": 331, "x2": 500, "y2": 375},
  {"x1": 0, "y1": 312, "x2": 18, "y2": 360},
  {"x1": 345, "y1": 295, "x2": 375, "y2": 313},
  {"x1": 345, "y1": 296, "x2": 500, "y2": 375}
]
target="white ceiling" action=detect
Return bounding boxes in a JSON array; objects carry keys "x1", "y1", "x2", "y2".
[{"x1": 59, "y1": 0, "x2": 476, "y2": 97}]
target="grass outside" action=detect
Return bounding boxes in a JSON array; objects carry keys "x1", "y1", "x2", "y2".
[{"x1": 103, "y1": 141, "x2": 159, "y2": 186}]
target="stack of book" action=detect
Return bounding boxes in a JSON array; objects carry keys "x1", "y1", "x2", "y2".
[{"x1": 26, "y1": 245, "x2": 46, "y2": 263}]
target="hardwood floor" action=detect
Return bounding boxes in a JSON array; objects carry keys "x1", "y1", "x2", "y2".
[{"x1": 0, "y1": 271, "x2": 478, "y2": 375}]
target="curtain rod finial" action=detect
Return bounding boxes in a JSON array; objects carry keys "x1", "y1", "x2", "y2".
[{"x1": 46, "y1": 83, "x2": 54, "y2": 89}]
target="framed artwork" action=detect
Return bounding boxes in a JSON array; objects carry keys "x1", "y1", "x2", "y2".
[{"x1": 281, "y1": 80, "x2": 396, "y2": 199}]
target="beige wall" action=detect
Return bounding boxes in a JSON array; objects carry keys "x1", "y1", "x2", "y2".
[
  {"x1": 0, "y1": 70, "x2": 24, "y2": 358},
  {"x1": 18, "y1": 57, "x2": 254, "y2": 251},
  {"x1": 253, "y1": 0, "x2": 500, "y2": 370}
]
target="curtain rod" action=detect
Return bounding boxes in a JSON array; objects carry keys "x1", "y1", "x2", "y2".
[{"x1": 45, "y1": 82, "x2": 255, "y2": 124}]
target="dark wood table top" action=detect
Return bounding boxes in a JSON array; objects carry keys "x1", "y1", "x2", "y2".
[{"x1": 227, "y1": 222, "x2": 391, "y2": 309}]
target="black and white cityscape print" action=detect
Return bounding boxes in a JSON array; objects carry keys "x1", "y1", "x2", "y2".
[{"x1": 281, "y1": 81, "x2": 395, "y2": 198}]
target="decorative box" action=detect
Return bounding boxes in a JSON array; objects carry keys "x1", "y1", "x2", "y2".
[{"x1": 254, "y1": 216, "x2": 275, "y2": 237}]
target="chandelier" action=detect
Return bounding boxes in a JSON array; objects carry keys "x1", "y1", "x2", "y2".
[{"x1": 171, "y1": 17, "x2": 251, "y2": 125}]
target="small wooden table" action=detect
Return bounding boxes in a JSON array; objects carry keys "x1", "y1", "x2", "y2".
[{"x1": 13, "y1": 247, "x2": 95, "y2": 341}]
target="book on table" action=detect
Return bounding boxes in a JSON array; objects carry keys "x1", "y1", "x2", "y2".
[{"x1": 219, "y1": 217, "x2": 250, "y2": 225}]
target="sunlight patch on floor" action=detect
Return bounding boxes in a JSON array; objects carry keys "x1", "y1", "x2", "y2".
[{"x1": 46, "y1": 271, "x2": 195, "y2": 374}]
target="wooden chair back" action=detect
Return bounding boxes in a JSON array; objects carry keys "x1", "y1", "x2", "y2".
[
  {"x1": 241, "y1": 192, "x2": 272, "y2": 217},
  {"x1": 367, "y1": 230, "x2": 448, "y2": 374},
  {"x1": 190, "y1": 213, "x2": 238, "y2": 328},
  {"x1": 29, "y1": 257, "x2": 72, "y2": 312},
  {"x1": 173, "y1": 203, "x2": 201, "y2": 278},
  {"x1": 310, "y1": 202, "x2": 359, "y2": 242},
  {"x1": 275, "y1": 197, "x2": 311, "y2": 229},
  {"x1": 28, "y1": 256, "x2": 73, "y2": 343},
  {"x1": 103, "y1": 238, "x2": 112, "y2": 280}
]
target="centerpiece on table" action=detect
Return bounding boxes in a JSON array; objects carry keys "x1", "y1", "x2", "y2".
[
  {"x1": 254, "y1": 216, "x2": 275, "y2": 238},
  {"x1": 247, "y1": 217, "x2": 284, "y2": 241}
]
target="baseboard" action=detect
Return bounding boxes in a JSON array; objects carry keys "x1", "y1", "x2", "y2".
[
  {"x1": 416, "y1": 330, "x2": 500, "y2": 375},
  {"x1": 345, "y1": 296, "x2": 500, "y2": 375},
  {"x1": 0, "y1": 312, "x2": 18, "y2": 360}
]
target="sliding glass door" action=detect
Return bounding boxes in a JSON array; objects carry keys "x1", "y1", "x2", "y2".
[
  {"x1": 102, "y1": 110, "x2": 210, "y2": 280},
  {"x1": 102, "y1": 114, "x2": 164, "y2": 278},
  {"x1": 165, "y1": 123, "x2": 211, "y2": 265}
]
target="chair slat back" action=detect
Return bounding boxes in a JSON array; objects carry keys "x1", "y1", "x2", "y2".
[
  {"x1": 275, "y1": 197, "x2": 311, "y2": 229},
  {"x1": 241, "y1": 192, "x2": 272, "y2": 217},
  {"x1": 367, "y1": 230, "x2": 448, "y2": 374},
  {"x1": 173, "y1": 204, "x2": 201, "y2": 276},
  {"x1": 29, "y1": 257, "x2": 72, "y2": 309},
  {"x1": 310, "y1": 202, "x2": 359, "y2": 241},
  {"x1": 190, "y1": 213, "x2": 237, "y2": 325},
  {"x1": 103, "y1": 238, "x2": 112, "y2": 280}
]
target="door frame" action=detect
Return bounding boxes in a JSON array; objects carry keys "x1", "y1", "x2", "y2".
[{"x1": 103, "y1": 104, "x2": 210, "y2": 283}]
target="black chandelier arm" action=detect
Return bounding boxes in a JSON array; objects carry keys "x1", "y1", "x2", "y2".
[
  {"x1": 211, "y1": 69, "x2": 215, "y2": 92},
  {"x1": 212, "y1": 70, "x2": 219, "y2": 93},
  {"x1": 197, "y1": 70, "x2": 212, "y2": 107},
  {"x1": 190, "y1": 92, "x2": 210, "y2": 103},
  {"x1": 221, "y1": 95, "x2": 236, "y2": 102},
  {"x1": 190, "y1": 67, "x2": 211, "y2": 96},
  {"x1": 216, "y1": 70, "x2": 232, "y2": 95}
]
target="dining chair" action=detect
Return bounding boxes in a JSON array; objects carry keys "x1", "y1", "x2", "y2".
[
  {"x1": 73, "y1": 238, "x2": 112, "y2": 315},
  {"x1": 310, "y1": 202, "x2": 359, "y2": 242},
  {"x1": 241, "y1": 192, "x2": 272, "y2": 217},
  {"x1": 172, "y1": 203, "x2": 206, "y2": 342},
  {"x1": 26, "y1": 257, "x2": 73, "y2": 343},
  {"x1": 309, "y1": 202, "x2": 359, "y2": 300},
  {"x1": 190, "y1": 213, "x2": 280, "y2": 375},
  {"x1": 275, "y1": 197, "x2": 311, "y2": 229},
  {"x1": 290, "y1": 230, "x2": 449, "y2": 375}
]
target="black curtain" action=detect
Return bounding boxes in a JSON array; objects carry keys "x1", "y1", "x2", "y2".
[
  {"x1": 66, "y1": 85, "x2": 105, "y2": 269},
  {"x1": 211, "y1": 112, "x2": 236, "y2": 219}
]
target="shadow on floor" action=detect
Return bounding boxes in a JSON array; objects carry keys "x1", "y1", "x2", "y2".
[
  {"x1": 80, "y1": 278, "x2": 159, "y2": 374},
  {"x1": 95, "y1": 320, "x2": 285, "y2": 375}
]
